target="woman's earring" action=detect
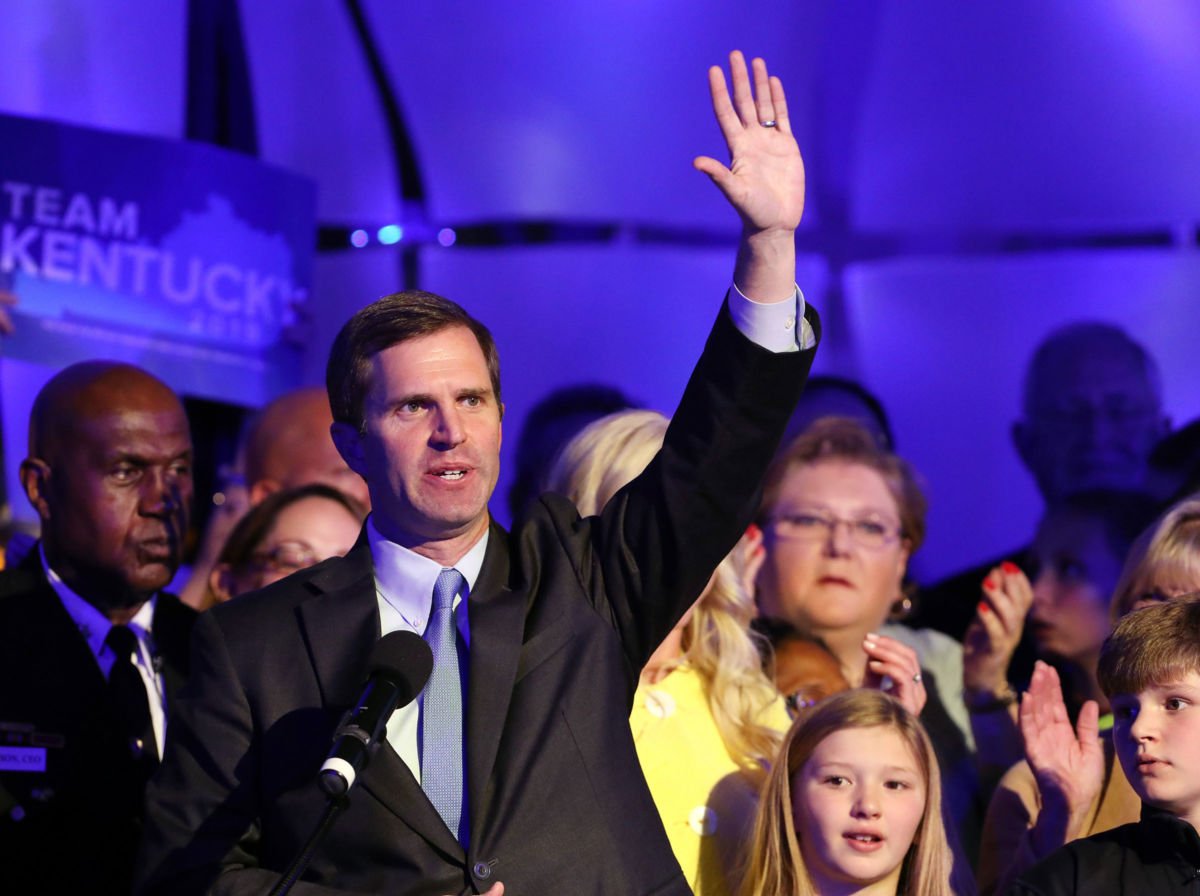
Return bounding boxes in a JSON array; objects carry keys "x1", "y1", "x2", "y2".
[{"x1": 889, "y1": 594, "x2": 913, "y2": 621}]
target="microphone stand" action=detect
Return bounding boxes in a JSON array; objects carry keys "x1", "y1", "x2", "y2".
[
  {"x1": 265, "y1": 631, "x2": 431, "y2": 895},
  {"x1": 266, "y1": 791, "x2": 349, "y2": 896}
]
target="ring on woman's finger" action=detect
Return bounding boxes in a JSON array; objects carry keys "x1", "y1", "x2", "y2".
[
  {"x1": 912, "y1": 672, "x2": 923, "y2": 684},
  {"x1": 760, "y1": 119, "x2": 777, "y2": 128}
]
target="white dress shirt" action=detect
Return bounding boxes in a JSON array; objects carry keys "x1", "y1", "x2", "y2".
[
  {"x1": 41, "y1": 545, "x2": 167, "y2": 759},
  {"x1": 370, "y1": 520, "x2": 487, "y2": 783}
]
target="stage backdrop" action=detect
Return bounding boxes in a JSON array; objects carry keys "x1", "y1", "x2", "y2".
[{"x1": 0, "y1": 112, "x2": 315, "y2": 526}]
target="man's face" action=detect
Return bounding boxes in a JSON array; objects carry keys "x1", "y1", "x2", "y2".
[
  {"x1": 36, "y1": 391, "x2": 193, "y2": 612},
  {"x1": 1015, "y1": 348, "x2": 1167, "y2": 501},
  {"x1": 334, "y1": 326, "x2": 502, "y2": 558},
  {"x1": 1111, "y1": 672, "x2": 1200, "y2": 826}
]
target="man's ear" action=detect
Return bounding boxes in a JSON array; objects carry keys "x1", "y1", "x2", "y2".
[
  {"x1": 330, "y1": 421, "x2": 367, "y2": 477},
  {"x1": 19, "y1": 458, "x2": 52, "y2": 522},
  {"x1": 209, "y1": 564, "x2": 236, "y2": 604},
  {"x1": 249, "y1": 479, "x2": 281, "y2": 506}
]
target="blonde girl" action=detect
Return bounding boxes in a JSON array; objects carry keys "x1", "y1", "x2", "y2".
[{"x1": 742, "y1": 689, "x2": 970, "y2": 896}]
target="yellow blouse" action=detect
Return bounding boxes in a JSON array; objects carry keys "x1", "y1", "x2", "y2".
[{"x1": 630, "y1": 664, "x2": 790, "y2": 896}]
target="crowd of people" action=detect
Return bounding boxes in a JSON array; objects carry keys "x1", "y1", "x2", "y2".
[{"x1": 1, "y1": 50, "x2": 1199, "y2": 896}]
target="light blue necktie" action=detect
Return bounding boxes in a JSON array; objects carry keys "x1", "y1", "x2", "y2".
[{"x1": 421, "y1": 568, "x2": 465, "y2": 840}]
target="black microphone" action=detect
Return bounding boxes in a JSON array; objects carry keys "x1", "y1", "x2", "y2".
[{"x1": 319, "y1": 630, "x2": 433, "y2": 797}]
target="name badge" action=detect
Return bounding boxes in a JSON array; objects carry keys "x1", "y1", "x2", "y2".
[{"x1": 0, "y1": 746, "x2": 47, "y2": 773}]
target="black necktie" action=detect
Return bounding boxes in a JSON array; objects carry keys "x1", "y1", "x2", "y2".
[{"x1": 104, "y1": 624, "x2": 158, "y2": 766}]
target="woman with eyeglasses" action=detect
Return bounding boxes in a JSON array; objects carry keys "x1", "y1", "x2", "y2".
[
  {"x1": 207, "y1": 484, "x2": 367, "y2": 606},
  {"x1": 753, "y1": 417, "x2": 983, "y2": 859}
]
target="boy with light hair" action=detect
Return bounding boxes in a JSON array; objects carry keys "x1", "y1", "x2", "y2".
[{"x1": 1011, "y1": 595, "x2": 1200, "y2": 894}]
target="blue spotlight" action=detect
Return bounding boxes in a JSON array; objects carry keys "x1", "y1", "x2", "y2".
[
  {"x1": 377, "y1": 224, "x2": 403, "y2": 245},
  {"x1": 350, "y1": 229, "x2": 369, "y2": 248},
  {"x1": 437, "y1": 228, "x2": 457, "y2": 247}
]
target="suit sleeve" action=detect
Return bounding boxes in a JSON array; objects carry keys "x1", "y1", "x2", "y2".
[
  {"x1": 137, "y1": 613, "x2": 360, "y2": 896},
  {"x1": 552, "y1": 300, "x2": 820, "y2": 679},
  {"x1": 135, "y1": 610, "x2": 256, "y2": 895}
]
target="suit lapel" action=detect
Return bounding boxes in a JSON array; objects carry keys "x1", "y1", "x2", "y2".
[
  {"x1": 297, "y1": 539, "x2": 464, "y2": 860},
  {"x1": 296, "y1": 541, "x2": 380, "y2": 707},
  {"x1": 5, "y1": 554, "x2": 118, "y2": 762},
  {"x1": 13, "y1": 551, "x2": 108, "y2": 704},
  {"x1": 465, "y1": 522, "x2": 522, "y2": 834},
  {"x1": 151, "y1": 594, "x2": 195, "y2": 704}
]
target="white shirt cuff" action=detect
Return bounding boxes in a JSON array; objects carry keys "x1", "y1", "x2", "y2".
[{"x1": 727, "y1": 282, "x2": 814, "y2": 353}]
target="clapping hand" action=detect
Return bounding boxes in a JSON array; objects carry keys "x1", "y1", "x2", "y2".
[
  {"x1": 1020, "y1": 660, "x2": 1105, "y2": 854},
  {"x1": 963, "y1": 561, "x2": 1033, "y2": 699}
]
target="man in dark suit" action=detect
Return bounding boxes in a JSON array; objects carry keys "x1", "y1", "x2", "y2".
[
  {"x1": 137, "y1": 51, "x2": 816, "y2": 895},
  {"x1": 0, "y1": 361, "x2": 196, "y2": 894}
]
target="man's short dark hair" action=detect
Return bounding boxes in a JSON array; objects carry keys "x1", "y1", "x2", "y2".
[{"x1": 326, "y1": 290, "x2": 502, "y2": 431}]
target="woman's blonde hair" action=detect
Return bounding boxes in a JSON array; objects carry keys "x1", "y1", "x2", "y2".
[
  {"x1": 1110, "y1": 495, "x2": 1200, "y2": 621},
  {"x1": 740, "y1": 689, "x2": 965, "y2": 896},
  {"x1": 546, "y1": 409, "x2": 783, "y2": 769}
]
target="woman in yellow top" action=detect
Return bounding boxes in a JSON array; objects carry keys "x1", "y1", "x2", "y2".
[{"x1": 547, "y1": 409, "x2": 791, "y2": 896}]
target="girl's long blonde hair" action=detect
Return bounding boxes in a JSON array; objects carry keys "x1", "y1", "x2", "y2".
[
  {"x1": 546, "y1": 409, "x2": 783, "y2": 769},
  {"x1": 740, "y1": 689, "x2": 968, "y2": 896}
]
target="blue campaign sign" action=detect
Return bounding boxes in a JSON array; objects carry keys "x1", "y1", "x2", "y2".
[{"x1": 0, "y1": 112, "x2": 315, "y2": 403}]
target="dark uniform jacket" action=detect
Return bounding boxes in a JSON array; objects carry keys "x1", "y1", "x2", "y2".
[{"x1": 0, "y1": 548, "x2": 195, "y2": 895}]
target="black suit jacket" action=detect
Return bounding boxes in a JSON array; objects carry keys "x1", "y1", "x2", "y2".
[
  {"x1": 136, "y1": 305, "x2": 819, "y2": 896},
  {"x1": 0, "y1": 548, "x2": 195, "y2": 895}
]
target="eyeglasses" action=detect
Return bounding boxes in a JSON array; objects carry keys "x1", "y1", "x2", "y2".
[
  {"x1": 768, "y1": 510, "x2": 901, "y2": 550},
  {"x1": 1032, "y1": 399, "x2": 1159, "y2": 432},
  {"x1": 248, "y1": 540, "x2": 319, "y2": 573}
]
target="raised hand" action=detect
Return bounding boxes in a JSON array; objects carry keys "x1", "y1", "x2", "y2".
[
  {"x1": 694, "y1": 51, "x2": 805, "y2": 238},
  {"x1": 694, "y1": 51, "x2": 804, "y2": 304},
  {"x1": 862, "y1": 632, "x2": 927, "y2": 716},
  {"x1": 963, "y1": 561, "x2": 1033, "y2": 698},
  {"x1": 1020, "y1": 660, "x2": 1105, "y2": 855}
]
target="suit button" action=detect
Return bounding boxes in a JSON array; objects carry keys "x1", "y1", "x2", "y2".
[{"x1": 473, "y1": 861, "x2": 492, "y2": 880}]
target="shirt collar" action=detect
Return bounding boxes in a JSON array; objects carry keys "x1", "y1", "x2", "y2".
[
  {"x1": 39, "y1": 542, "x2": 157, "y2": 665},
  {"x1": 366, "y1": 514, "x2": 488, "y2": 630}
]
